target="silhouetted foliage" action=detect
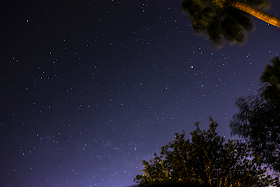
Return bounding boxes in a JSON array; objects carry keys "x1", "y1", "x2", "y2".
[
  {"x1": 133, "y1": 118, "x2": 277, "y2": 187},
  {"x1": 230, "y1": 57, "x2": 280, "y2": 175},
  {"x1": 260, "y1": 57, "x2": 280, "y2": 105},
  {"x1": 181, "y1": 0, "x2": 280, "y2": 47}
]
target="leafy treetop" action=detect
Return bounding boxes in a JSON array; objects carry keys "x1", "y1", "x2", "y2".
[{"x1": 134, "y1": 118, "x2": 277, "y2": 187}]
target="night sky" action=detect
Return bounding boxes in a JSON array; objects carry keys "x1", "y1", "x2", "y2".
[{"x1": 1, "y1": 0, "x2": 280, "y2": 186}]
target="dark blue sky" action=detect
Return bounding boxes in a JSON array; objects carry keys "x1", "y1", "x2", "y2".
[{"x1": 1, "y1": 0, "x2": 280, "y2": 186}]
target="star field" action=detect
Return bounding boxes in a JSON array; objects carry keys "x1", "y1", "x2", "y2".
[{"x1": 1, "y1": 0, "x2": 280, "y2": 186}]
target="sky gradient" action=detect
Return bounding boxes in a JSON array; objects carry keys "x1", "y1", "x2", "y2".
[{"x1": 1, "y1": 0, "x2": 280, "y2": 186}]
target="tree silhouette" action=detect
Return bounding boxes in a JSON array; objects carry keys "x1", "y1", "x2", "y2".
[
  {"x1": 133, "y1": 118, "x2": 277, "y2": 187},
  {"x1": 230, "y1": 94, "x2": 280, "y2": 173},
  {"x1": 260, "y1": 57, "x2": 280, "y2": 105},
  {"x1": 181, "y1": 0, "x2": 280, "y2": 47},
  {"x1": 230, "y1": 57, "x2": 280, "y2": 175}
]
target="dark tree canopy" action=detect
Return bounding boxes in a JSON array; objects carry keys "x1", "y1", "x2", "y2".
[
  {"x1": 181, "y1": 0, "x2": 280, "y2": 47},
  {"x1": 230, "y1": 94, "x2": 280, "y2": 172},
  {"x1": 260, "y1": 57, "x2": 280, "y2": 105},
  {"x1": 182, "y1": 0, "x2": 251, "y2": 47},
  {"x1": 133, "y1": 118, "x2": 277, "y2": 187},
  {"x1": 230, "y1": 57, "x2": 280, "y2": 174}
]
